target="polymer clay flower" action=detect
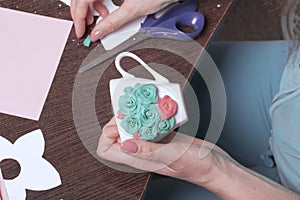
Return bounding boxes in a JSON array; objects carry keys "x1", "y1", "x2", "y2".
[
  {"x1": 117, "y1": 83, "x2": 178, "y2": 141},
  {"x1": 118, "y1": 93, "x2": 139, "y2": 115},
  {"x1": 123, "y1": 86, "x2": 134, "y2": 95},
  {"x1": 157, "y1": 95, "x2": 178, "y2": 119},
  {"x1": 0, "y1": 130, "x2": 61, "y2": 200},
  {"x1": 157, "y1": 117, "x2": 175, "y2": 134},
  {"x1": 121, "y1": 116, "x2": 141, "y2": 134},
  {"x1": 139, "y1": 124, "x2": 159, "y2": 140},
  {"x1": 117, "y1": 111, "x2": 126, "y2": 119},
  {"x1": 138, "y1": 104, "x2": 160, "y2": 126},
  {"x1": 134, "y1": 83, "x2": 158, "y2": 105}
]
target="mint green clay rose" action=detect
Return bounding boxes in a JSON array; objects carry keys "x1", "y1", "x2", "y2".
[
  {"x1": 124, "y1": 86, "x2": 133, "y2": 95},
  {"x1": 133, "y1": 83, "x2": 142, "y2": 89},
  {"x1": 134, "y1": 83, "x2": 158, "y2": 105},
  {"x1": 139, "y1": 124, "x2": 159, "y2": 140},
  {"x1": 138, "y1": 104, "x2": 160, "y2": 126},
  {"x1": 157, "y1": 117, "x2": 175, "y2": 134},
  {"x1": 121, "y1": 116, "x2": 141, "y2": 135},
  {"x1": 118, "y1": 94, "x2": 139, "y2": 115}
]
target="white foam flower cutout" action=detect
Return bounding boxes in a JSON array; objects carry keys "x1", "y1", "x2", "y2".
[{"x1": 0, "y1": 129, "x2": 61, "y2": 199}]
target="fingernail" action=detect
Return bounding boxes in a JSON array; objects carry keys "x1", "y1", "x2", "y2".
[
  {"x1": 91, "y1": 30, "x2": 103, "y2": 41},
  {"x1": 121, "y1": 141, "x2": 138, "y2": 154}
]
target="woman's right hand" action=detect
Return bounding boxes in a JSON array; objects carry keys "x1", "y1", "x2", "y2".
[{"x1": 70, "y1": 0, "x2": 178, "y2": 41}]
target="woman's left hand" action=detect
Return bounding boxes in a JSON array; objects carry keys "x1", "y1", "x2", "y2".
[{"x1": 97, "y1": 118, "x2": 231, "y2": 186}]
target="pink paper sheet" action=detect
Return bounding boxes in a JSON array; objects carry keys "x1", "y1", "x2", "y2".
[{"x1": 0, "y1": 7, "x2": 73, "y2": 120}]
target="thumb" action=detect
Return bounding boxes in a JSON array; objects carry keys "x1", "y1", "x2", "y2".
[
  {"x1": 121, "y1": 139, "x2": 189, "y2": 166},
  {"x1": 90, "y1": 5, "x2": 140, "y2": 41}
]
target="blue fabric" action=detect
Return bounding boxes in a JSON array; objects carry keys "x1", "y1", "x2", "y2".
[
  {"x1": 143, "y1": 41, "x2": 292, "y2": 200},
  {"x1": 143, "y1": 174, "x2": 221, "y2": 200},
  {"x1": 269, "y1": 43, "x2": 300, "y2": 194},
  {"x1": 209, "y1": 41, "x2": 289, "y2": 168}
]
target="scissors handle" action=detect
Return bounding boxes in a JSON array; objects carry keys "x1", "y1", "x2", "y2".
[
  {"x1": 142, "y1": 0, "x2": 199, "y2": 28},
  {"x1": 141, "y1": 0, "x2": 205, "y2": 41},
  {"x1": 142, "y1": 12, "x2": 205, "y2": 41}
]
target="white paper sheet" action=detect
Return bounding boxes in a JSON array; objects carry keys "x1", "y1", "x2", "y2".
[
  {"x1": 0, "y1": 7, "x2": 73, "y2": 120},
  {"x1": 0, "y1": 129, "x2": 61, "y2": 199}
]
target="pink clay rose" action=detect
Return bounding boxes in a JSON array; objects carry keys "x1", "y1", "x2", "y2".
[
  {"x1": 157, "y1": 95, "x2": 178, "y2": 119},
  {"x1": 117, "y1": 111, "x2": 126, "y2": 119}
]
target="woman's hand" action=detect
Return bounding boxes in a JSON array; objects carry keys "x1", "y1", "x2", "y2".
[
  {"x1": 97, "y1": 118, "x2": 300, "y2": 200},
  {"x1": 97, "y1": 118, "x2": 232, "y2": 186},
  {"x1": 71, "y1": 0, "x2": 178, "y2": 41},
  {"x1": 70, "y1": 0, "x2": 108, "y2": 39}
]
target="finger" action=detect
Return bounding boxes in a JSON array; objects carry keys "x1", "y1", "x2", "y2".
[
  {"x1": 102, "y1": 118, "x2": 118, "y2": 139},
  {"x1": 86, "y1": 8, "x2": 94, "y2": 25},
  {"x1": 98, "y1": 122, "x2": 178, "y2": 173},
  {"x1": 104, "y1": 117, "x2": 117, "y2": 128},
  {"x1": 97, "y1": 141, "x2": 167, "y2": 172},
  {"x1": 98, "y1": 123, "x2": 120, "y2": 155},
  {"x1": 70, "y1": 0, "x2": 76, "y2": 20},
  {"x1": 73, "y1": 0, "x2": 93, "y2": 38},
  {"x1": 97, "y1": 135, "x2": 167, "y2": 173},
  {"x1": 121, "y1": 140, "x2": 189, "y2": 166},
  {"x1": 90, "y1": 4, "x2": 139, "y2": 41},
  {"x1": 93, "y1": 1, "x2": 109, "y2": 17},
  {"x1": 103, "y1": 117, "x2": 117, "y2": 128}
]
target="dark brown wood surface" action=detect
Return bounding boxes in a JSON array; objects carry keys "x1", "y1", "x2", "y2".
[{"x1": 0, "y1": 0, "x2": 234, "y2": 199}]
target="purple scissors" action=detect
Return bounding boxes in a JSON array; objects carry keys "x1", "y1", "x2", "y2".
[
  {"x1": 79, "y1": 0, "x2": 205, "y2": 73},
  {"x1": 141, "y1": 0, "x2": 205, "y2": 41}
]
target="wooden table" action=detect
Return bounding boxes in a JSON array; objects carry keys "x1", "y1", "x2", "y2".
[{"x1": 0, "y1": 0, "x2": 234, "y2": 199}]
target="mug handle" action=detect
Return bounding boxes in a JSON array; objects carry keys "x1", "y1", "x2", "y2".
[{"x1": 115, "y1": 52, "x2": 170, "y2": 83}]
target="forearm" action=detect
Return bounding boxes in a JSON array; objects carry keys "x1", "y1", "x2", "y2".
[{"x1": 202, "y1": 159, "x2": 300, "y2": 200}]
